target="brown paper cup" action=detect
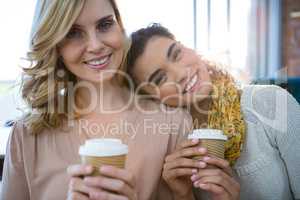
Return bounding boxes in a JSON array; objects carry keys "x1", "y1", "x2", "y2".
[
  {"x1": 79, "y1": 139, "x2": 128, "y2": 176},
  {"x1": 188, "y1": 129, "x2": 227, "y2": 160}
]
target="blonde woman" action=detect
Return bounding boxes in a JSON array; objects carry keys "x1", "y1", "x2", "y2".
[
  {"x1": 126, "y1": 24, "x2": 300, "y2": 200},
  {"x1": 1, "y1": 1, "x2": 202, "y2": 200}
]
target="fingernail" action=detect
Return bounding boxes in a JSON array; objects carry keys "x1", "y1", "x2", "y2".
[
  {"x1": 191, "y1": 175, "x2": 197, "y2": 181},
  {"x1": 86, "y1": 166, "x2": 93, "y2": 172},
  {"x1": 198, "y1": 161, "x2": 206, "y2": 168},
  {"x1": 199, "y1": 183, "x2": 207, "y2": 188},
  {"x1": 192, "y1": 169, "x2": 198, "y2": 174},
  {"x1": 198, "y1": 147, "x2": 206, "y2": 153},
  {"x1": 203, "y1": 156, "x2": 210, "y2": 161},
  {"x1": 194, "y1": 181, "x2": 200, "y2": 187}
]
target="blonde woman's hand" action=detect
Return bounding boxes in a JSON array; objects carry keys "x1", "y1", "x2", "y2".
[
  {"x1": 67, "y1": 164, "x2": 94, "y2": 200},
  {"x1": 162, "y1": 139, "x2": 207, "y2": 199},
  {"x1": 83, "y1": 165, "x2": 138, "y2": 200},
  {"x1": 191, "y1": 157, "x2": 240, "y2": 200},
  {"x1": 67, "y1": 164, "x2": 138, "y2": 200}
]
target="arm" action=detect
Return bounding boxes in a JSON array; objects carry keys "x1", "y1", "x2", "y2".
[
  {"x1": 247, "y1": 85, "x2": 300, "y2": 199},
  {"x1": 162, "y1": 108, "x2": 201, "y2": 200},
  {"x1": 1, "y1": 122, "x2": 30, "y2": 200},
  {"x1": 258, "y1": 86, "x2": 300, "y2": 199}
]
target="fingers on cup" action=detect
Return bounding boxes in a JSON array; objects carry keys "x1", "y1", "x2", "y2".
[
  {"x1": 163, "y1": 168, "x2": 198, "y2": 180},
  {"x1": 164, "y1": 158, "x2": 206, "y2": 171},
  {"x1": 67, "y1": 164, "x2": 94, "y2": 177},
  {"x1": 166, "y1": 146, "x2": 207, "y2": 162},
  {"x1": 197, "y1": 183, "x2": 227, "y2": 195},
  {"x1": 88, "y1": 189, "x2": 128, "y2": 200},
  {"x1": 195, "y1": 175, "x2": 239, "y2": 197},
  {"x1": 99, "y1": 165, "x2": 136, "y2": 188},
  {"x1": 178, "y1": 139, "x2": 200, "y2": 149},
  {"x1": 193, "y1": 168, "x2": 239, "y2": 196},
  {"x1": 84, "y1": 175, "x2": 132, "y2": 197},
  {"x1": 202, "y1": 156, "x2": 232, "y2": 176},
  {"x1": 68, "y1": 177, "x2": 90, "y2": 196},
  {"x1": 68, "y1": 191, "x2": 90, "y2": 200}
]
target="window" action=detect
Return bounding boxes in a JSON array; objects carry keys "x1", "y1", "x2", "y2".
[
  {"x1": 195, "y1": 0, "x2": 251, "y2": 81},
  {"x1": 0, "y1": 0, "x2": 36, "y2": 125},
  {"x1": 195, "y1": 0, "x2": 282, "y2": 82},
  {"x1": 117, "y1": 0, "x2": 195, "y2": 48}
]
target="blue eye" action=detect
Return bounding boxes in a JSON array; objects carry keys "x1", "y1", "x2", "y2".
[
  {"x1": 97, "y1": 19, "x2": 115, "y2": 32},
  {"x1": 66, "y1": 28, "x2": 82, "y2": 39}
]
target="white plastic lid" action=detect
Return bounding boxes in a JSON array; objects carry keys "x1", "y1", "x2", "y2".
[
  {"x1": 79, "y1": 138, "x2": 128, "y2": 157},
  {"x1": 188, "y1": 129, "x2": 227, "y2": 141}
]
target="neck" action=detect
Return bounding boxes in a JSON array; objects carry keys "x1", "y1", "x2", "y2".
[{"x1": 74, "y1": 79, "x2": 131, "y2": 116}]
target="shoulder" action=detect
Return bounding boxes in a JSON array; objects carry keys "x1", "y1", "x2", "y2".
[
  {"x1": 4, "y1": 119, "x2": 30, "y2": 167},
  {"x1": 9, "y1": 119, "x2": 29, "y2": 141},
  {"x1": 8, "y1": 118, "x2": 60, "y2": 146},
  {"x1": 241, "y1": 84, "x2": 290, "y2": 105},
  {"x1": 241, "y1": 84, "x2": 299, "y2": 115},
  {"x1": 241, "y1": 84, "x2": 300, "y2": 133}
]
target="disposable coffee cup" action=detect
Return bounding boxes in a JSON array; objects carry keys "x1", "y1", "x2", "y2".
[
  {"x1": 79, "y1": 138, "x2": 128, "y2": 176},
  {"x1": 188, "y1": 129, "x2": 227, "y2": 160}
]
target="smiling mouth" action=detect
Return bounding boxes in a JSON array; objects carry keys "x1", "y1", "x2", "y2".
[
  {"x1": 84, "y1": 54, "x2": 112, "y2": 70},
  {"x1": 183, "y1": 70, "x2": 200, "y2": 94}
]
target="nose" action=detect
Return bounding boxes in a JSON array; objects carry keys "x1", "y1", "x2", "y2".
[{"x1": 86, "y1": 32, "x2": 105, "y2": 54}]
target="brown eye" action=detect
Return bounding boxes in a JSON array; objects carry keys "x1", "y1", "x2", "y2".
[
  {"x1": 173, "y1": 48, "x2": 182, "y2": 61},
  {"x1": 153, "y1": 71, "x2": 167, "y2": 86}
]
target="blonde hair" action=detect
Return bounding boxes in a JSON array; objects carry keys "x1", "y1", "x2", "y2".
[{"x1": 22, "y1": 0, "x2": 127, "y2": 135}]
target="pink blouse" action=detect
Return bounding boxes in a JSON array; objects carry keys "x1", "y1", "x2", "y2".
[{"x1": 1, "y1": 100, "x2": 193, "y2": 200}]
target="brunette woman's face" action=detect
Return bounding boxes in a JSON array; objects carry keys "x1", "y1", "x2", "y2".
[
  {"x1": 59, "y1": 0, "x2": 124, "y2": 83},
  {"x1": 132, "y1": 36, "x2": 212, "y2": 107}
]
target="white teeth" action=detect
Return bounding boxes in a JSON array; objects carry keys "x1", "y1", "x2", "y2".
[
  {"x1": 86, "y1": 56, "x2": 109, "y2": 66},
  {"x1": 185, "y1": 74, "x2": 198, "y2": 92}
]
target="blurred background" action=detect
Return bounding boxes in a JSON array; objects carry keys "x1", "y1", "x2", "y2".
[{"x1": 0, "y1": 1, "x2": 299, "y2": 175}]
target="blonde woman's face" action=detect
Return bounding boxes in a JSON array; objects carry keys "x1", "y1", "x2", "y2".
[
  {"x1": 133, "y1": 36, "x2": 212, "y2": 107},
  {"x1": 59, "y1": 0, "x2": 124, "y2": 83}
]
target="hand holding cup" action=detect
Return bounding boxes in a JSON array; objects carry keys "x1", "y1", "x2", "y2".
[
  {"x1": 67, "y1": 138, "x2": 138, "y2": 200},
  {"x1": 188, "y1": 129, "x2": 240, "y2": 200}
]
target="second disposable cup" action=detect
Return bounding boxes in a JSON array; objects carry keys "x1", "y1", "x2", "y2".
[
  {"x1": 188, "y1": 129, "x2": 227, "y2": 160},
  {"x1": 79, "y1": 138, "x2": 128, "y2": 176}
]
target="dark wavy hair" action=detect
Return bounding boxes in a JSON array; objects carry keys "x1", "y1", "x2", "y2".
[{"x1": 126, "y1": 23, "x2": 175, "y2": 84}]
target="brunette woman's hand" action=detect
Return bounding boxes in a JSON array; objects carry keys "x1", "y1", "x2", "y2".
[
  {"x1": 191, "y1": 156, "x2": 240, "y2": 200},
  {"x1": 162, "y1": 139, "x2": 207, "y2": 199},
  {"x1": 67, "y1": 164, "x2": 138, "y2": 200}
]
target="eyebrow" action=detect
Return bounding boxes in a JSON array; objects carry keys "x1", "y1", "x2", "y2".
[
  {"x1": 73, "y1": 15, "x2": 114, "y2": 28},
  {"x1": 167, "y1": 42, "x2": 177, "y2": 60},
  {"x1": 148, "y1": 68, "x2": 162, "y2": 83}
]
